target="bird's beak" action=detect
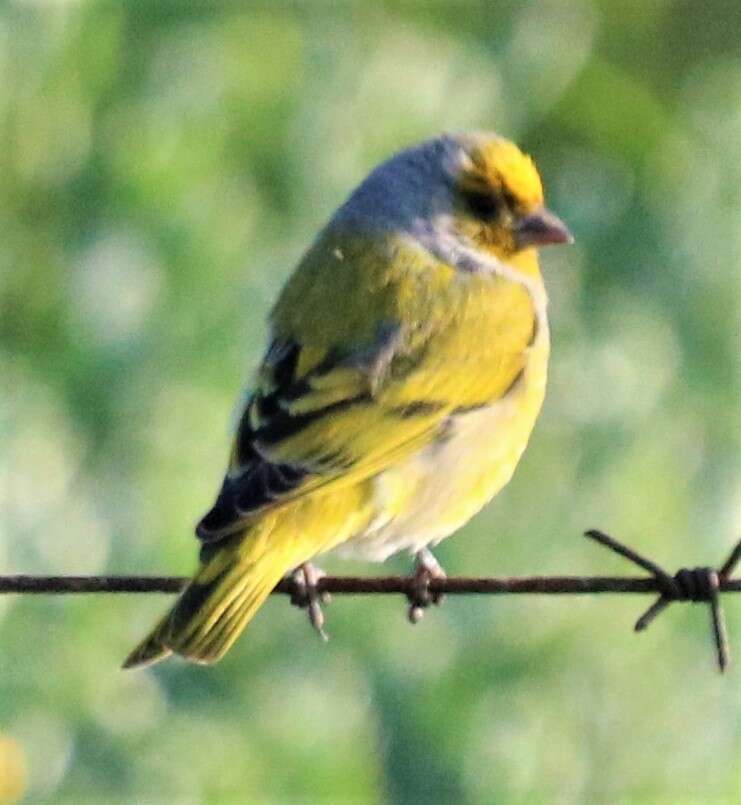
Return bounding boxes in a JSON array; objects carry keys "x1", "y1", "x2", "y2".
[{"x1": 515, "y1": 207, "x2": 573, "y2": 249}]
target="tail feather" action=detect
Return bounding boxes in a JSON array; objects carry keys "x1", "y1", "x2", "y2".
[
  {"x1": 121, "y1": 635, "x2": 172, "y2": 670},
  {"x1": 123, "y1": 525, "x2": 297, "y2": 669}
]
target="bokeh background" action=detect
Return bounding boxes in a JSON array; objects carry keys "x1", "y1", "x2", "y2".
[{"x1": 2, "y1": 1, "x2": 741, "y2": 802}]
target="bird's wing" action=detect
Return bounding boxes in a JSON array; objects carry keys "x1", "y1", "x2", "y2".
[{"x1": 197, "y1": 235, "x2": 536, "y2": 543}]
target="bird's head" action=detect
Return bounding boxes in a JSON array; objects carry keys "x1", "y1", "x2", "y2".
[
  {"x1": 332, "y1": 131, "x2": 571, "y2": 274},
  {"x1": 445, "y1": 132, "x2": 572, "y2": 261}
]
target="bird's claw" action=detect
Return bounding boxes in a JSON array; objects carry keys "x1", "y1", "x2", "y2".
[
  {"x1": 290, "y1": 563, "x2": 331, "y2": 641},
  {"x1": 407, "y1": 548, "x2": 446, "y2": 624}
]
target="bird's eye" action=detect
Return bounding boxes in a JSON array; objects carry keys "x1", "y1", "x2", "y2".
[{"x1": 463, "y1": 189, "x2": 499, "y2": 220}]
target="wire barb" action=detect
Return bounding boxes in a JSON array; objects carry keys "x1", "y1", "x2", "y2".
[{"x1": 584, "y1": 530, "x2": 741, "y2": 672}]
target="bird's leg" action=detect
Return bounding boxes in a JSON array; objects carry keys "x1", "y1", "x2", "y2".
[
  {"x1": 290, "y1": 563, "x2": 331, "y2": 641},
  {"x1": 407, "y1": 547, "x2": 447, "y2": 624}
]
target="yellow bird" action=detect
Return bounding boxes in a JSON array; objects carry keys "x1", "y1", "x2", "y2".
[{"x1": 124, "y1": 132, "x2": 572, "y2": 668}]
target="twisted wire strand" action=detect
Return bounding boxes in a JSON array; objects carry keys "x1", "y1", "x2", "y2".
[{"x1": 1, "y1": 530, "x2": 740, "y2": 671}]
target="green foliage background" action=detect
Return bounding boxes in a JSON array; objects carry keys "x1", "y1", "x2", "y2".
[{"x1": 2, "y1": 2, "x2": 741, "y2": 802}]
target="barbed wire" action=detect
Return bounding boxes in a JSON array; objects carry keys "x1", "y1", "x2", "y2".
[{"x1": 2, "y1": 530, "x2": 740, "y2": 671}]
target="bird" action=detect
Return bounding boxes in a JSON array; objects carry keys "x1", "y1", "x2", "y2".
[{"x1": 123, "y1": 131, "x2": 572, "y2": 668}]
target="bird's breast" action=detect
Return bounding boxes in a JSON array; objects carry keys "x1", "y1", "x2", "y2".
[{"x1": 341, "y1": 299, "x2": 550, "y2": 562}]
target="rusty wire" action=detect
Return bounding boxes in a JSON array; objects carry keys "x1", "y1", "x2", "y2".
[{"x1": 2, "y1": 530, "x2": 740, "y2": 671}]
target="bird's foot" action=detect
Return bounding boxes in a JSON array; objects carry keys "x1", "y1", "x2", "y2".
[
  {"x1": 407, "y1": 548, "x2": 447, "y2": 624},
  {"x1": 290, "y1": 563, "x2": 331, "y2": 641}
]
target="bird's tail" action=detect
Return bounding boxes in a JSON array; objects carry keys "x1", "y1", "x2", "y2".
[{"x1": 123, "y1": 519, "x2": 299, "y2": 669}]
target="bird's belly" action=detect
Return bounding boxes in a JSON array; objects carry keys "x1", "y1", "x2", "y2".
[{"x1": 338, "y1": 342, "x2": 548, "y2": 562}]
